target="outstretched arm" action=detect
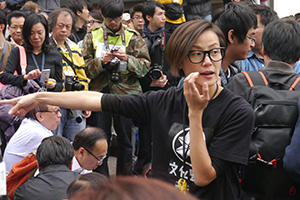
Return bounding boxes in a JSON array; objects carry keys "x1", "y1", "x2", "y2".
[
  {"x1": 184, "y1": 72, "x2": 217, "y2": 186},
  {"x1": 0, "y1": 91, "x2": 103, "y2": 117}
]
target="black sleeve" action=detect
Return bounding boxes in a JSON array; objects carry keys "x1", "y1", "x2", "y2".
[
  {"x1": 211, "y1": 156, "x2": 231, "y2": 177},
  {"x1": 0, "y1": 47, "x2": 27, "y2": 86},
  {"x1": 101, "y1": 93, "x2": 128, "y2": 115},
  {"x1": 50, "y1": 52, "x2": 63, "y2": 92}
]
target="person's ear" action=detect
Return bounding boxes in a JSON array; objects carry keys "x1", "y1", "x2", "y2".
[
  {"x1": 262, "y1": 45, "x2": 267, "y2": 56},
  {"x1": 0, "y1": 24, "x2": 5, "y2": 33},
  {"x1": 78, "y1": 147, "x2": 85, "y2": 159},
  {"x1": 76, "y1": 10, "x2": 82, "y2": 17},
  {"x1": 227, "y1": 29, "x2": 235, "y2": 44},
  {"x1": 146, "y1": 15, "x2": 151, "y2": 22},
  {"x1": 35, "y1": 112, "x2": 43, "y2": 122}
]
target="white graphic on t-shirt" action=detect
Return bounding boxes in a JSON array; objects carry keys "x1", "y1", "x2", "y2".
[
  {"x1": 169, "y1": 162, "x2": 178, "y2": 176},
  {"x1": 179, "y1": 165, "x2": 189, "y2": 179}
]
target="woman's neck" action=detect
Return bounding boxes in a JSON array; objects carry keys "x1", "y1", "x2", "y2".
[{"x1": 32, "y1": 48, "x2": 42, "y2": 55}]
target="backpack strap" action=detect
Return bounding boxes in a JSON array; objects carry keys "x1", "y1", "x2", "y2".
[
  {"x1": 241, "y1": 71, "x2": 268, "y2": 87},
  {"x1": 16, "y1": 46, "x2": 27, "y2": 75},
  {"x1": 289, "y1": 77, "x2": 300, "y2": 91}
]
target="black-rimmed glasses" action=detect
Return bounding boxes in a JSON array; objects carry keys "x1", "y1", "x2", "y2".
[
  {"x1": 187, "y1": 47, "x2": 226, "y2": 64},
  {"x1": 246, "y1": 35, "x2": 256, "y2": 42},
  {"x1": 86, "y1": 20, "x2": 102, "y2": 26},
  {"x1": 83, "y1": 147, "x2": 106, "y2": 164},
  {"x1": 39, "y1": 108, "x2": 61, "y2": 115},
  {"x1": 104, "y1": 16, "x2": 122, "y2": 22}
]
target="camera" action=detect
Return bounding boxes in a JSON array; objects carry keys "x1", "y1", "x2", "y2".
[
  {"x1": 64, "y1": 71, "x2": 85, "y2": 91},
  {"x1": 149, "y1": 64, "x2": 162, "y2": 80},
  {"x1": 105, "y1": 57, "x2": 127, "y2": 82}
]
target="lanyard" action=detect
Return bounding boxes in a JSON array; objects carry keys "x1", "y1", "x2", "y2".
[
  {"x1": 102, "y1": 26, "x2": 126, "y2": 49},
  {"x1": 31, "y1": 52, "x2": 45, "y2": 71},
  {"x1": 0, "y1": 41, "x2": 7, "y2": 68}
]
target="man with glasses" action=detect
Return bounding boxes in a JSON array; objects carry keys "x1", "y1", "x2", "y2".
[
  {"x1": 7, "y1": 10, "x2": 26, "y2": 46},
  {"x1": 82, "y1": 0, "x2": 150, "y2": 176},
  {"x1": 241, "y1": 4, "x2": 279, "y2": 72},
  {"x1": 129, "y1": 3, "x2": 144, "y2": 34},
  {"x1": 48, "y1": 8, "x2": 90, "y2": 142},
  {"x1": 3, "y1": 104, "x2": 61, "y2": 175},
  {"x1": 72, "y1": 127, "x2": 108, "y2": 174},
  {"x1": 212, "y1": 2, "x2": 257, "y2": 86}
]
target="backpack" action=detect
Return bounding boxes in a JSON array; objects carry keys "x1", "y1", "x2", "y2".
[
  {"x1": 164, "y1": 3, "x2": 184, "y2": 20},
  {"x1": 241, "y1": 71, "x2": 300, "y2": 200},
  {"x1": 6, "y1": 152, "x2": 37, "y2": 200}
]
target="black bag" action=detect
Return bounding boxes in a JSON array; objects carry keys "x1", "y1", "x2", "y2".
[
  {"x1": 164, "y1": 3, "x2": 184, "y2": 20},
  {"x1": 241, "y1": 71, "x2": 300, "y2": 200}
]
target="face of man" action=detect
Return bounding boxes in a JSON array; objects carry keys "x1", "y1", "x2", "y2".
[
  {"x1": 102, "y1": 15, "x2": 122, "y2": 32},
  {"x1": 8, "y1": 16, "x2": 25, "y2": 45},
  {"x1": 147, "y1": 6, "x2": 165, "y2": 32},
  {"x1": 252, "y1": 14, "x2": 265, "y2": 54},
  {"x1": 37, "y1": 106, "x2": 62, "y2": 131},
  {"x1": 78, "y1": 6, "x2": 89, "y2": 23},
  {"x1": 52, "y1": 12, "x2": 73, "y2": 44},
  {"x1": 131, "y1": 11, "x2": 144, "y2": 33},
  {"x1": 79, "y1": 139, "x2": 108, "y2": 171}
]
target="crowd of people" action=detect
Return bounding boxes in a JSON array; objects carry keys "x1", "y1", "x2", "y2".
[{"x1": 0, "y1": 0, "x2": 300, "y2": 199}]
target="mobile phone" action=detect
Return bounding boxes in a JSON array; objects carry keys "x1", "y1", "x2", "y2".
[{"x1": 40, "y1": 69, "x2": 50, "y2": 84}]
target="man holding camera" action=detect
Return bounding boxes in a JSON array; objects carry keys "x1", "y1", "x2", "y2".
[
  {"x1": 82, "y1": 0, "x2": 150, "y2": 176},
  {"x1": 48, "y1": 8, "x2": 90, "y2": 142}
]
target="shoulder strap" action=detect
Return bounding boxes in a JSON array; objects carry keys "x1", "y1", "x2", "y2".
[
  {"x1": 242, "y1": 71, "x2": 268, "y2": 87},
  {"x1": 289, "y1": 77, "x2": 300, "y2": 91},
  {"x1": 16, "y1": 46, "x2": 27, "y2": 75}
]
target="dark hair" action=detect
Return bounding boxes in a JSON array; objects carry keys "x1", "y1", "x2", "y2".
[
  {"x1": 262, "y1": 19, "x2": 300, "y2": 64},
  {"x1": 98, "y1": 0, "x2": 124, "y2": 18},
  {"x1": 25, "y1": 104, "x2": 49, "y2": 121},
  {"x1": 36, "y1": 136, "x2": 74, "y2": 169},
  {"x1": 295, "y1": 13, "x2": 300, "y2": 20},
  {"x1": 141, "y1": 0, "x2": 164, "y2": 26},
  {"x1": 73, "y1": 127, "x2": 107, "y2": 151},
  {"x1": 166, "y1": 20, "x2": 226, "y2": 77},
  {"x1": 212, "y1": 2, "x2": 257, "y2": 43},
  {"x1": 67, "y1": 172, "x2": 110, "y2": 199},
  {"x1": 48, "y1": 8, "x2": 77, "y2": 33},
  {"x1": 248, "y1": 4, "x2": 278, "y2": 26},
  {"x1": 68, "y1": 0, "x2": 88, "y2": 16},
  {"x1": 84, "y1": 0, "x2": 93, "y2": 11},
  {"x1": 7, "y1": 10, "x2": 26, "y2": 26},
  {"x1": 89, "y1": 10, "x2": 103, "y2": 22},
  {"x1": 129, "y1": 3, "x2": 143, "y2": 19},
  {"x1": 22, "y1": 13, "x2": 51, "y2": 52},
  {"x1": 92, "y1": 177, "x2": 198, "y2": 200},
  {"x1": 0, "y1": 10, "x2": 6, "y2": 35}
]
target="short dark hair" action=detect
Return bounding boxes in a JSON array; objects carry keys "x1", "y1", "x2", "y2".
[
  {"x1": 129, "y1": 3, "x2": 143, "y2": 19},
  {"x1": 67, "y1": 172, "x2": 109, "y2": 199},
  {"x1": 248, "y1": 4, "x2": 278, "y2": 27},
  {"x1": 262, "y1": 19, "x2": 300, "y2": 64},
  {"x1": 98, "y1": 0, "x2": 124, "y2": 18},
  {"x1": 25, "y1": 104, "x2": 49, "y2": 121},
  {"x1": 22, "y1": 13, "x2": 51, "y2": 52},
  {"x1": 36, "y1": 136, "x2": 74, "y2": 169},
  {"x1": 67, "y1": 0, "x2": 88, "y2": 16},
  {"x1": 295, "y1": 13, "x2": 300, "y2": 20},
  {"x1": 141, "y1": 0, "x2": 164, "y2": 26},
  {"x1": 73, "y1": 127, "x2": 107, "y2": 151},
  {"x1": 89, "y1": 10, "x2": 103, "y2": 22},
  {"x1": 0, "y1": 10, "x2": 6, "y2": 35},
  {"x1": 213, "y1": 2, "x2": 257, "y2": 43},
  {"x1": 166, "y1": 20, "x2": 226, "y2": 77},
  {"x1": 7, "y1": 10, "x2": 26, "y2": 26},
  {"x1": 48, "y1": 8, "x2": 77, "y2": 33}
]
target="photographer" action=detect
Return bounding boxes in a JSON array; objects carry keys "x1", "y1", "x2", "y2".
[
  {"x1": 48, "y1": 8, "x2": 91, "y2": 142},
  {"x1": 82, "y1": 0, "x2": 150, "y2": 176}
]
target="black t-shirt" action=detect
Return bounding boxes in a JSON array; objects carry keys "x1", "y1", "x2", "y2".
[{"x1": 102, "y1": 87, "x2": 254, "y2": 200}]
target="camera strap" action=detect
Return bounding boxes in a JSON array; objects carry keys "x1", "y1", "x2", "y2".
[{"x1": 102, "y1": 26, "x2": 126, "y2": 50}]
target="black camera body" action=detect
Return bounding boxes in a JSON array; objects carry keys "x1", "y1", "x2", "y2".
[
  {"x1": 149, "y1": 64, "x2": 162, "y2": 80},
  {"x1": 64, "y1": 71, "x2": 85, "y2": 91},
  {"x1": 106, "y1": 60, "x2": 120, "y2": 82}
]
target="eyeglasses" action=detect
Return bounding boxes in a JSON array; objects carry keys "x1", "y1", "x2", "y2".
[
  {"x1": 86, "y1": 20, "x2": 102, "y2": 26},
  {"x1": 104, "y1": 16, "x2": 122, "y2": 22},
  {"x1": 187, "y1": 47, "x2": 226, "y2": 64},
  {"x1": 132, "y1": 17, "x2": 143, "y2": 21},
  {"x1": 83, "y1": 147, "x2": 106, "y2": 164},
  {"x1": 246, "y1": 35, "x2": 256, "y2": 43},
  {"x1": 56, "y1": 23, "x2": 72, "y2": 30},
  {"x1": 10, "y1": 26, "x2": 23, "y2": 30},
  {"x1": 39, "y1": 108, "x2": 61, "y2": 115}
]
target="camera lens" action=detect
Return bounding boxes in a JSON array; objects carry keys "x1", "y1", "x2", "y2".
[{"x1": 150, "y1": 70, "x2": 161, "y2": 80}]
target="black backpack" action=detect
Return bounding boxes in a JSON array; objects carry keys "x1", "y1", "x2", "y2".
[
  {"x1": 241, "y1": 71, "x2": 300, "y2": 200},
  {"x1": 164, "y1": 3, "x2": 184, "y2": 20}
]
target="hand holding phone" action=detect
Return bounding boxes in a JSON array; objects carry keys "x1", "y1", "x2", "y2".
[{"x1": 40, "y1": 69, "x2": 50, "y2": 84}]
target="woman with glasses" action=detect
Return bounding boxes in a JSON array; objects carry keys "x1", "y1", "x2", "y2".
[
  {"x1": 0, "y1": 13, "x2": 63, "y2": 92},
  {"x1": 1, "y1": 20, "x2": 254, "y2": 199},
  {"x1": 86, "y1": 10, "x2": 102, "y2": 32}
]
